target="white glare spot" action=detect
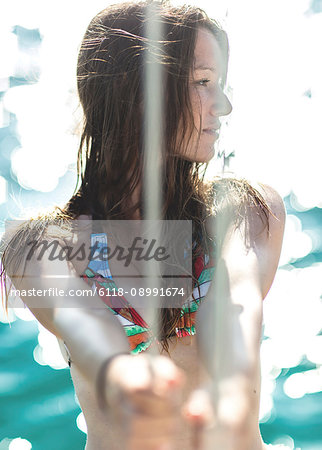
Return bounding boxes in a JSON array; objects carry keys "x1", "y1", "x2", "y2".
[
  {"x1": 279, "y1": 215, "x2": 312, "y2": 265},
  {"x1": 34, "y1": 325, "x2": 68, "y2": 370},
  {"x1": 4, "y1": 83, "x2": 77, "y2": 193},
  {"x1": 0, "y1": 32, "x2": 18, "y2": 78},
  {"x1": 11, "y1": 146, "x2": 60, "y2": 192},
  {"x1": 13, "y1": 308, "x2": 35, "y2": 322},
  {"x1": 9, "y1": 438, "x2": 32, "y2": 450},
  {"x1": 284, "y1": 367, "x2": 322, "y2": 399},
  {"x1": 284, "y1": 373, "x2": 306, "y2": 399},
  {"x1": 263, "y1": 265, "x2": 322, "y2": 375},
  {"x1": 271, "y1": 435, "x2": 295, "y2": 449},
  {"x1": 32, "y1": 344, "x2": 46, "y2": 367},
  {"x1": 306, "y1": 336, "x2": 322, "y2": 365},
  {"x1": 76, "y1": 412, "x2": 87, "y2": 434}
]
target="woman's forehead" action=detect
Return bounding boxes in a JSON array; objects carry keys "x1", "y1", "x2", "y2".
[{"x1": 193, "y1": 28, "x2": 224, "y2": 74}]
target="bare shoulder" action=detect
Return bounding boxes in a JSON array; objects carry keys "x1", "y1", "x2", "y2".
[
  {"x1": 245, "y1": 182, "x2": 286, "y2": 297},
  {"x1": 212, "y1": 179, "x2": 286, "y2": 298},
  {"x1": 207, "y1": 178, "x2": 285, "y2": 244},
  {"x1": 1, "y1": 215, "x2": 92, "y2": 278},
  {"x1": 253, "y1": 182, "x2": 286, "y2": 221},
  {"x1": 1, "y1": 220, "x2": 67, "y2": 276},
  {"x1": 1, "y1": 217, "x2": 99, "y2": 336},
  {"x1": 251, "y1": 182, "x2": 286, "y2": 240}
]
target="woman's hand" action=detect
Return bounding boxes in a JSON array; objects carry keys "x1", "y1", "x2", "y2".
[{"x1": 104, "y1": 353, "x2": 184, "y2": 450}]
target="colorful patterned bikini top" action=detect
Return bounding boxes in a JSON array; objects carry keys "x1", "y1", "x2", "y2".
[{"x1": 81, "y1": 233, "x2": 215, "y2": 354}]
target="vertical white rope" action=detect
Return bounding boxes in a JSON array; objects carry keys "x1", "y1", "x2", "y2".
[
  {"x1": 143, "y1": 2, "x2": 164, "y2": 352},
  {"x1": 211, "y1": 202, "x2": 231, "y2": 396},
  {"x1": 144, "y1": 5, "x2": 234, "y2": 448},
  {"x1": 199, "y1": 195, "x2": 233, "y2": 450},
  {"x1": 144, "y1": 3, "x2": 163, "y2": 222}
]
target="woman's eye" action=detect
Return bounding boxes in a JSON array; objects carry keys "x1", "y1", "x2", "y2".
[{"x1": 196, "y1": 78, "x2": 210, "y2": 86}]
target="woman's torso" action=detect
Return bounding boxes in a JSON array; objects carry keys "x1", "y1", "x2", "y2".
[
  {"x1": 55, "y1": 216, "x2": 260, "y2": 449},
  {"x1": 59, "y1": 334, "x2": 202, "y2": 450}
]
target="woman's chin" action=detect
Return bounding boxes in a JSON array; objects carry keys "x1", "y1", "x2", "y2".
[{"x1": 197, "y1": 149, "x2": 216, "y2": 164}]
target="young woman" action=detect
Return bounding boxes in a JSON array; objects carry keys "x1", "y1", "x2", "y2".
[{"x1": 1, "y1": 2, "x2": 285, "y2": 449}]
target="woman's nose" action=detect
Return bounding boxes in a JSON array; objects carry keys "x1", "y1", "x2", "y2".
[{"x1": 211, "y1": 91, "x2": 232, "y2": 117}]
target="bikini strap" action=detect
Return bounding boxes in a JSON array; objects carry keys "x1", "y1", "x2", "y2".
[{"x1": 87, "y1": 232, "x2": 113, "y2": 279}]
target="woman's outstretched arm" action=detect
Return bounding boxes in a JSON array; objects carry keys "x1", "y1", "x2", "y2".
[
  {"x1": 2, "y1": 235, "x2": 184, "y2": 448},
  {"x1": 3, "y1": 237, "x2": 130, "y2": 383},
  {"x1": 189, "y1": 184, "x2": 285, "y2": 450}
]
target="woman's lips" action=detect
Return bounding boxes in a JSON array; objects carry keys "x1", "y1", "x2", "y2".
[{"x1": 202, "y1": 128, "x2": 219, "y2": 137}]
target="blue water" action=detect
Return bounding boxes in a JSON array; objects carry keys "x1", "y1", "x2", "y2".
[
  {"x1": 1, "y1": 288, "x2": 322, "y2": 450},
  {"x1": 0, "y1": 320, "x2": 86, "y2": 449},
  {"x1": 1, "y1": 10, "x2": 322, "y2": 449},
  {"x1": 1, "y1": 200, "x2": 322, "y2": 450}
]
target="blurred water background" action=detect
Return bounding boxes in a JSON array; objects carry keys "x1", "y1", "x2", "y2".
[{"x1": 1, "y1": 0, "x2": 322, "y2": 449}]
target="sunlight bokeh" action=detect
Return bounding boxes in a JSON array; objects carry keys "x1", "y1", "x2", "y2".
[{"x1": 1, "y1": 0, "x2": 321, "y2": 449}]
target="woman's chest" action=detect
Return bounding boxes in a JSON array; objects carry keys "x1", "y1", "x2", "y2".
[
  {"x1": 159, "y1": 335, "x2": 207, "y2": 391},
  {"x1": 72, "y1": 335, "x2": 204, "y2": 409}
]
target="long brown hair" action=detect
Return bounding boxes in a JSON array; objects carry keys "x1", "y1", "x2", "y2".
[
  {"x1": 68, "y1": 1, "x2": 231, "y2": 346},
  {"x1": 1, "y1": 1, "x2": 269, "y2": 350},
  {"x1": 67, "y1": 1, "x2": 228, "y2": 220}
]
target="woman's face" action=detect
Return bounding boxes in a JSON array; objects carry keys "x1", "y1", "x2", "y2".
[{"x1": 179, "y1": 27, "x2": 232, "y2": 163}]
